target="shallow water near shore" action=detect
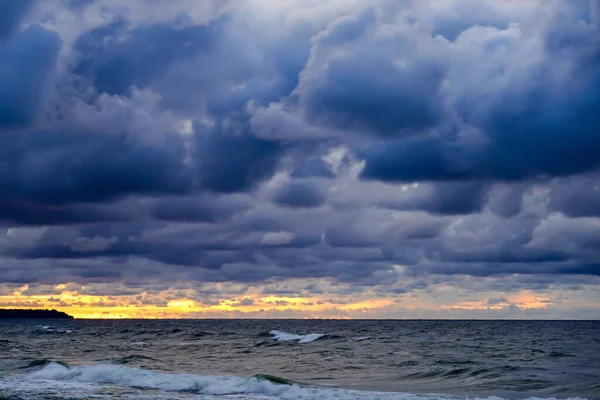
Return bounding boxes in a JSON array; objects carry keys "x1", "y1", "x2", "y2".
[{"x1": 1, "y1": 319, "x2": 599, "y2": 400}]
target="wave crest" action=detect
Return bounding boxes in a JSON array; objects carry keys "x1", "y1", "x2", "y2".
[
  {"x1": 268, "y1": 330, "x2": 338, "y2": 343},
  {"x1": 27, "y1": 363, "x2": 298, "y2": 396},
  {"x1": 33, "y1": 325, "x2": 73, "y2": 334}
]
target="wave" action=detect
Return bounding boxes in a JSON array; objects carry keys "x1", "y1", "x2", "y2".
[
  {"x1": 399, "y1": 365, "x2": 532, "y2": 382},
  {"x1": 27, "y1": 363, "x2": 303, "y2": 397},
  {"x1": 115, "y1": 354, "x2": 160, "y2": 364},
  {"x1": 21, "y1": 363, "x2": 592, "y2": 400},
  {"x1": 21, "y1": 359, "x2": 70, "y2": 369},
  {"x1": 33, "y1": 325, "x2": 73, "y2": 334},
  {"x1": 268, "y1": 330, "x2": 341, "y2": 344},
  {"x1": 251, "y1": 374, "x2": 296, "y2": 385},
  {"x1": 549, "y1": 351, "x2": 573, "y2": 358},
  {"x1": 191, "y1": 331, "x2": 213, "y2": 338}
]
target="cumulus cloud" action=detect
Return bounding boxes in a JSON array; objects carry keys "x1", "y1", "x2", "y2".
[{"x1": 0, "y1": 0, "x2": 599, "y2": 317}]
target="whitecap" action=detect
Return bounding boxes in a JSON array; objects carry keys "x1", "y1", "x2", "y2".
[
  {"x1": 269, "y1": 330, "x2": 326, "y2": 344},
  {"x1": 34, "y1": 326, "x2": 73, "y2": 334},
  {"x1": 20, "y1": 363, "x2": 591, "y2": 400},
  {"x1": 28, "y1": 363, "x2": 298, "y2": 396}
]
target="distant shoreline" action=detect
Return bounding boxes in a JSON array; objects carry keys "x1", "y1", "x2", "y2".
[{"x1": 0, "y1": 309, "x2": 74, "y2": 319}]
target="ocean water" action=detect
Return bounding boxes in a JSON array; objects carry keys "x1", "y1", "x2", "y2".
[{"x1": 0, "y1": 320, "x2": 598, "y2": 400}]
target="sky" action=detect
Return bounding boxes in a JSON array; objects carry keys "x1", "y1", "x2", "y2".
[{"x1": 0, "y1": 0, "x2": 599, "y2": 319}]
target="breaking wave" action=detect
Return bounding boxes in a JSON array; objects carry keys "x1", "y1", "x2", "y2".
[
  {"x1": 33, "y1": 325, "x2": 73, "y2": 334},
  {"x1": 21, "y1": 363, "x2": 592, "y2": 400},
  {"x1": 28, "y1": 363, "x2": 303, "y2": 397},
  {"x1": 267, "y1": 330, "x2": 341, "y2": 343}
]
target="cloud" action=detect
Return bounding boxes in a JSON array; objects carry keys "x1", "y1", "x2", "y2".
[
  {"x1": 379, "y1": 182, "x2": 489, "y2": 215},
  {"x1": 0, "y1": 0, "x2": 34, "y2": 40},
  {"x1": 291, "y1": 158, "x2": 336, "y2": 180},
  {"x1": 360, "y1": 3, "x2": 600, "y2": 182},
  {"x1": 71, "y1": 17, "x2": 225, "y2": 96},
  {"x1": 297, "y1": 9, "x2": 446, "y2": 138},
  {"x1": 271, "y1": 181, "x2": 327, "y2": 209},
  {"x1": 0, "y1": 0, "x2": 599, "y2": 319},
  {"x1": 261, "y1": 231, "x2": 296, "y2": 246},
  {"x1": 486, "y1": 296, "x2": 509, "y2": 306},
  {"x1": 549, "y1": 173, "x2": 600, "y2": 217},
  {"x1": 194, "y1": 120, "x2": 284, "y2": 193},
  {"x1": 70, "y1": 236, "x2": 118, "y2": 253},
  {"x1": 0, "y1": 130, "x2": 190, "y2": 205},
  {"x1": 0, "y1": 25, "x2": 61, "y2": 129},
  {"x1": 151, "y1": 194, "x2": 251, "y2": 223}
]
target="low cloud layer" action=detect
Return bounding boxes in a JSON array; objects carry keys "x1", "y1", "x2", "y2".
[{"x1": 0, "y1": 0, "x2": 599, "y2": 318}]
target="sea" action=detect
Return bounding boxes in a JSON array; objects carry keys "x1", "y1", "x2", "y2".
[{"x1": 0, "y1": 320, "x2": 599, "y2": 400}]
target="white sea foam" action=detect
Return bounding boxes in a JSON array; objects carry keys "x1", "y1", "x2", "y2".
[
  {"x1": 35, "y1": 325, "x2": 73, "y2": 334},
  {"x1": 24, "y1": 363, "x2": 318, "y2": 398},
  {"x1": 6, "y1": 364, "x2": 592, "y2": 400},
  {"x1": 269, "y1": 330, "x2": 326, "y2": 343}
]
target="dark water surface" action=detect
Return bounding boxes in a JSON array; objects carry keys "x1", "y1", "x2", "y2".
[{"x1": 1, "y1": 319, "x2": 599, "y2": 400}]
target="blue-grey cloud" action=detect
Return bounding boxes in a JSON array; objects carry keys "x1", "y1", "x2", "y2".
[
  {"x1": 291, "y1": 158, "x2": 336, "y2": 179},
  {"x1": 550, "y1": 174, "x2": 600, "y2": 217},
  {"x1": 0, "y1": 25, "x2": 61, "y2": 129},
  {"x1": 272, "y1": 181, "x2": 327, "y2": 209},
  {"x1": 298, "y1": 10, "x2": 445, "y2": 138},
  {"x1": 151, "y1": 195, "x2": 251, "y2": 223},
  {"x1": 0, "y1": 0, "x2": 34, "y2": 40},
  {"x1": 361, "y1": 2, "x2": 600, "y2": 182},
  {"x1": 0, "y1": 131, "x2": 190, "y2": 205},
  {"x1": 194, "y1": 120, "x2": 283, "y2": 193},
  {"x1": 380, "y1": 182, "x2": 489, "y2": 215},
  {"x1": 0, "y1": 0, "x2": 599, "y2": 298},
  {"x1": 72, "y1": 18, "x2": 224, "y2": 96}
]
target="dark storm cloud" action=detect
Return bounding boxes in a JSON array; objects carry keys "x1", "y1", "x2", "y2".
[
  {"x1": 549, "y1": 174, "x2": 600, "y2": 217},
  {"x1": 0, "y1": 201, "x2": 131, "y2": 226},
  {"x1": 0, "y1": 0, "x2": 34, "y2": 40},
  {"x1": 271, "y1": 181, "x2": 327, "y2": 209},
  {"x1": 380, "y1": 182, "x2": 489, "y2": 215},
  {"x1": 71, "y1": 18, "x2": 224, "y2": 96},
  {"x1": 360, "y1": 3, "x2": 600, "y2": 182},
  {"x1": 0, "y1": 0, "x2": 599, "y2": 294},
  {"x1": 298, "y1": 10, "x2": 445, "y2": 138},
  {"x1": 486, "y1": 184, "x2": 529, "y2": 219},
  {"x1": 194, "y1": 120, "x2": 284, "y2": 193},
  {"x1": 0, "y1": 25, "x2": 61, "y2": 129},
  {"x1": 0, "y1": 131, "x2": 190, "y2": 205},
  {"x1": 69, "y1": 5, "x2": 313, "y2": 118},
  {"x1": 151, "y1": 195, "x2": 251, "y2": 223},
  {"x1": 302, "y1": 57, "x2": 445, "y2": 137},
  {"x1": 291, "y1": 159, "x2": 336, "y2": 179}
]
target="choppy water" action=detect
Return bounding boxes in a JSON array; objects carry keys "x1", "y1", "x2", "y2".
[{"x1": 0, "y1": 320, "x2": 599, "y2": 400}]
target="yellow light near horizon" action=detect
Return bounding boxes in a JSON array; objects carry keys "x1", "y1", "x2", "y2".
[
  {"x1": 167, "y1": 299, "x2": 196, "y2": 309},
  {"x1": 3, "y1": 280, "x2": 569, "y2": 319},
  {"x1": 0, "y1": 288, "x2": 398, "y2": 319}
]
